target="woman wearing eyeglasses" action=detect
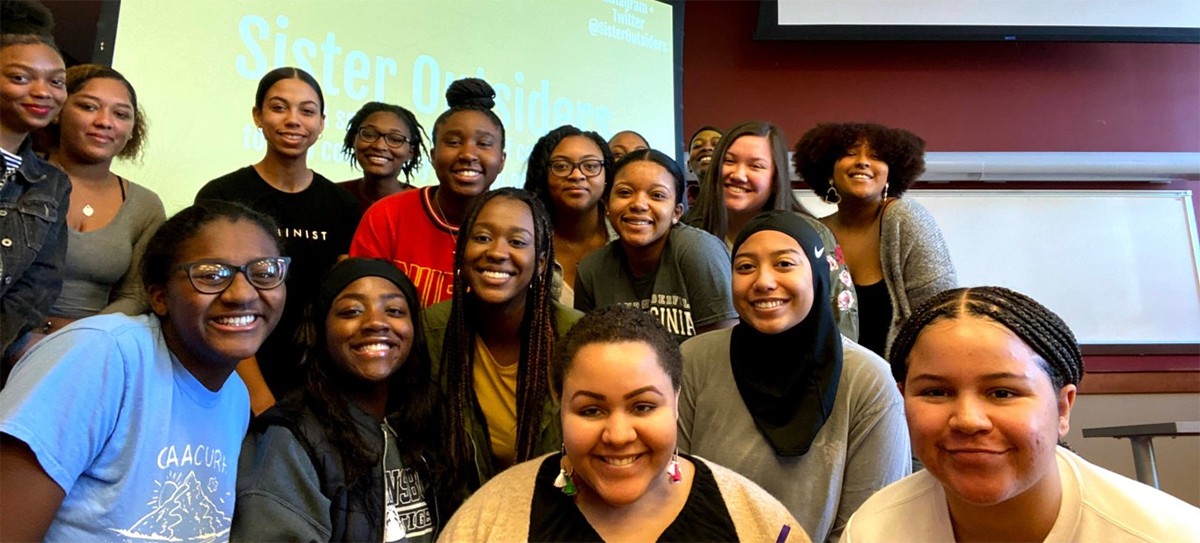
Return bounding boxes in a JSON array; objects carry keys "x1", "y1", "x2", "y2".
[
  {"x1": 339, "y1": 102, "x2": 428, "y2": 213},
  {"x1": 0, "y1": 201, "x2": 285, "y2": 541},
  {"x1": 196, "y1": 67, "x2": 361, "y2": 410},
  {"x1": 522, "y1": 125, "x2": 615, "y2": 306}
]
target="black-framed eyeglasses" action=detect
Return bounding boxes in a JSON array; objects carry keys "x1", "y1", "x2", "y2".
[
  {"x1": 548, "y1": 159, "x2": 604, "y2": 178},
  {"x1": 357, "y1": 127, "x2": 410, "y2": 148},
  {"x1": 175, "y1": 257, "x2": 291, "y2": 294}
]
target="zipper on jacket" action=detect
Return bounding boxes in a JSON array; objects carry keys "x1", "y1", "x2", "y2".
[{"x1": 381, "y1": 422, "x2": 406, "y2": 542}]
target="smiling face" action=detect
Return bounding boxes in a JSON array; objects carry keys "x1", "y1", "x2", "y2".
[
  {"x1": 607, "y1": 160, "x2": 683, "y2": 257},
  {"x1": 149, "y1": 218, "x2": 286, "y2": 384},
  {"x1": 58, "y1": 77, "x2": 135, "y2": 164},
  {"x1": 325, "y1": 276, "x2": 414, "y2": 385},
  {"x1": 562, "y1": 340, "x2": 678, "y2": 507},
  {"x1": 687, "y1": 129, "x2": 722, "y2": 178},
  {"x1": 464, "y1": 196, "x2": 539, "y2": 311},
  {"x1": 547, "y1": 135, "x2": 606, "y2": 215},
  {"x1": 354, "y1": 111, "x2": 413, "y2": 181},
  {"x1": 253, "y1": 77, "x2": 324, "y2": 159},
  {"x1": 721, "y1": 135, "x2": 774, "y2": 217},
  {"x1": 732, "y1": 230, "x2": 814, "y2": 335},
  {"x1": 432, "y1": 110, "x2": 505, "y2": 200},
  {"x1": 832, "y1": 141, "x2": 890, "y2": 203},
  {"x1": 902, "y1": 316, "x2": 1075, "y2": 508},
  {"x1": 0, "y1": 43, "x2": 66, "y2": 140}
]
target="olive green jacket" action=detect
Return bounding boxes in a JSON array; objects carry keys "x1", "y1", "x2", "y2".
[{"x1": 423, "y1": 300, "x2": 582, "y2": 488}]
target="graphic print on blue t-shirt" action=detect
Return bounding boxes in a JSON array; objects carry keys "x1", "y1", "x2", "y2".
[
  {"x1": 106, "y1": 359, "x2": 242, "y2": 542},
  {"x1": 0, "y1": 315, "x2": 249, "y2": 543},
  {"x1": 110, "y1": 442, "x2": 234, "y2": 541}
]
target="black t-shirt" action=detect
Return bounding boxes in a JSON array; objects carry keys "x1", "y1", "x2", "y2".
[
  {"x1": 855, "y1": 279, "x2": 893, "y2": 358},
  {"x1": 196, "y1": 166, "x2": 361, "y2": 395},
  {"x1": 527, "y1": 453, "x2": 739, "y2": 542}
]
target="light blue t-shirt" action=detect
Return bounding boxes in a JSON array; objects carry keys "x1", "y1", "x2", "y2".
[{"x1": 0, "y1": 313, "x2": 250, "y2": 542}]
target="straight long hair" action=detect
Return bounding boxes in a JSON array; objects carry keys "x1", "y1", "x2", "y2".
[{"x1": 686, "y1": 120, "x2": 812, "y2": 241}]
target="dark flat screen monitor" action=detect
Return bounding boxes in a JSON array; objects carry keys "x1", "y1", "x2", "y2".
[{"x1": 757, "y1": 0, "x2": 1200, "y2": 42}]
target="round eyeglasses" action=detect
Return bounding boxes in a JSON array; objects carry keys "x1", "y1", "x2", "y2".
[
  {"x1": 175, "y1": 257, "x2": 291, "y2": 294},
  {"x1": 357, "y1": 127, "x2": 411, "y2": 148},
  {"x1": 548, "y1": 159, "x2": 604, "y2": 178}
]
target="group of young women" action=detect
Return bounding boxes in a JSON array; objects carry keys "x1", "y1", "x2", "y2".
[{"x1": 1, "y1": 25, "x2": 1196, "y2": 543}]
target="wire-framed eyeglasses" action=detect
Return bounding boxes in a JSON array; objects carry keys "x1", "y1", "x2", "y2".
[
  {"x1": 548, "y1": 159, "x2": 604, "y2": 178},
  {"x1": 357, "y1": 127, "x2": 411, "y2": 148},
  {"x1": 174, "y1": 257, "x2": 291, "y2": 294}
]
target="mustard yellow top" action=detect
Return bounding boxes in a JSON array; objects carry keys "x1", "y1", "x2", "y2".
[{"x1": 472, "y1": 337, "x2": 519, "y2": 469}]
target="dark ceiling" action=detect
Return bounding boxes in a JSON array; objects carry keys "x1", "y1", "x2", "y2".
[{"x1": 43, "y1": 0, "x2": 103, "y2": 66}]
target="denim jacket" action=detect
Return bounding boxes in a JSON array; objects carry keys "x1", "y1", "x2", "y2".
[{"x1": 1, "y1": 138, "x2": 70, "y2": 359}]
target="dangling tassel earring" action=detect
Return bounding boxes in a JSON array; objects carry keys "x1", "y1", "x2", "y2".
[
  {"x1": 824, "y1": 185, "x2": 841, "y2": 205},
  {"x1": 882, "y1": 182, "x2": 890, "y2": 199},
  {"x1": 666, "y1": 450, "x2": 682, "y2": 484},
  {"x1": 554, "y1": 448, "x2": 577, "y2": 496}
]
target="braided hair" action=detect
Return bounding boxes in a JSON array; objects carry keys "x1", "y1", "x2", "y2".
[
  {"x1": 441, "y1": 188, "x2": 556, "y2": 486},
  {"x1": 889, "y1": 286, "x2": 1084, "y2": 389}
]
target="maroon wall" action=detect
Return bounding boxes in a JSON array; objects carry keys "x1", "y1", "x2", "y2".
[
  {"x1": 679, "y1": 2, "x2": 1200, "y2": 378},
  {"x1": 681, "y1": 1, "x2": 1200, "y2": 153}
]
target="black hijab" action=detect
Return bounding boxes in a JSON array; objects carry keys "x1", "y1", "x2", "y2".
[{"x1": 729, "y1": 211, "x2": 843, "y2": 456}]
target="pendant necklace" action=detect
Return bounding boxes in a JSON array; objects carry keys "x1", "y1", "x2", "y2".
[{"x1": 82, "y1": 204, "x2": 95, "y2": 217}]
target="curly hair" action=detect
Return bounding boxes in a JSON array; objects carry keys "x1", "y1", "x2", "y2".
[
  {"x1": 441, "y1": 188, "x2": 557, "y2": 487},
  {"x1": 51, "y1": 64, "x2": 148, "y2": 161},
  {"x1": 550, "y1": 304, "x2": 683, "y2": 398},
  {"x1": 432, "y1": 78, "x2": 505, "y2": 149},
  {"x1": 522, "y1": 124, "x2": 614, "y2": 217},
  {"x1": 685, "y1": 121, "x2": 810, "y2": 241},
  {"x1": 889, "y1": 286, "x2": 1084, "y2": 390},
  {"x1": 792, "y1": 122, "x2": 926, "y2": 198},
  {"x1": 341, "y1": 101, "x2": 427, "y2": 183}
]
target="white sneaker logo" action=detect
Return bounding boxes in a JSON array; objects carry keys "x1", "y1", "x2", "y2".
[{"x1": 815, "y1": 246, "x2": 825, "y2": 258}]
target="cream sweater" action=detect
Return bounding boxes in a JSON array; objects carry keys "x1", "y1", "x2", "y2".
[{"x1": 439, "y1": 453, "x2": 808, "y2": 542}]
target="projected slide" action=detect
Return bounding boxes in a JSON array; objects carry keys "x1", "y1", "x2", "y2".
[{"x1": 110, "y1": 0, "x2": 677, "y2": 212}]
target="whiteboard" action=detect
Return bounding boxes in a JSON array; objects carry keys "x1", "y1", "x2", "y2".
[{"x1": 798, "y1": 190, "x2": 1200, "y2": 345}]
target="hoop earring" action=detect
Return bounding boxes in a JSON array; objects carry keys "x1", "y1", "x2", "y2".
[
  {"x1": 554, "y1": 446, "x2": 577, "y2": 496},
  {"x1": 823, "y1": 185, "x2": 841, "y2": 205},
  {"x1": 666, "y1": 450, "x2": 682, "y2": 484}
]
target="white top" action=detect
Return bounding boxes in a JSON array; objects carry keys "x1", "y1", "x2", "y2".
[{"x1": 843, "y1": 446, "x2": 1200, "y2": 543}]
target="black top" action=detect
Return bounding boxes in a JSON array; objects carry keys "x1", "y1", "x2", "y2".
[
  {"x1": 527, "y1": 453, "x2": 739, "y2": 542},
  {"x1": 855, "y1": 279, "x2": 893, "y2": 357},
  {"x1": 195, "y1": 166, "x2": 362, "y2": 395}
]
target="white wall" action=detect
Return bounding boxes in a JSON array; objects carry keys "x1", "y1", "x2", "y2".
[{"x1": 1066, "y1": 393, "x2": 1200, "y2": 506}]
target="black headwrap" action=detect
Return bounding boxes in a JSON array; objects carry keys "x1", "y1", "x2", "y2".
[
  {"x1": 729, "y1": 211, "x2": 843, "y2": 456},
  {"x1": 316, "y1": 258, "x2": 414, "y2": 318}
]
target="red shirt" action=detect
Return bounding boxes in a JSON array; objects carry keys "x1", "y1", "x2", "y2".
[{"x1": 350, "y1": 186, "x2": 457, "y2": 307}]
